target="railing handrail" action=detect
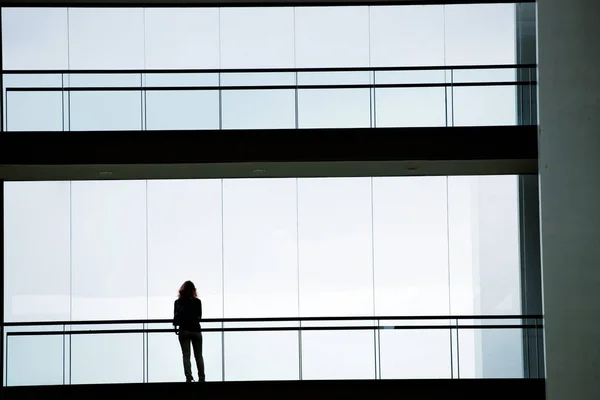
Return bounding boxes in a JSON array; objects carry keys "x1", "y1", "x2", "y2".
[
  {"x1": 3, "y1": 314, "x2": 543, "y2": 327},
  {"x1": 5, "y1": 323, "x2": 544, "y2": 337},
  {"x1": 0, "y1": 63, "x2": 537, "y2": 75}
]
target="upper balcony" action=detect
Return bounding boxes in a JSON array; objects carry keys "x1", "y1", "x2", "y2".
[{"x1": 2, "y1": 64, "x2": 536, "y2": 132}]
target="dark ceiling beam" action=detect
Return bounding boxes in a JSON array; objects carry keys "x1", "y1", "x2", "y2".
[{"x1": 0, "y1": 125, "x2": 537, "y2": 165}]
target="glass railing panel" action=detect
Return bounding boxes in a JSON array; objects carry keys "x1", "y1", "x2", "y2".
[
  {"x1": 145, "y1": 90, "x2": 219, "y2": 131},
  {"x1": 5, "y1": 325, "x2": 65, "y2": 386},
  {"x1": 375, "y1": 86, "x2": 447, "y2": 128},
  {"x1": 3, "y1": 74, "x2": 64, "y2": 132},
  {"x1": 300, "y1": 320, "x2": 376, "y2": 380},
  {"x1": 223, "y1": 320, "x2": 300, "y2": 381},
  {"x1": 378, "y1": 319, "x2": 452, "y2": 379},
  {"x1": 69, "y1": 323, "x2": 144, "y2": 384},
  {"x1": 452, "y1": 85, "x2": 517, "y2": 127},
  {"x1": 144, "y1": 73, "x2": 220, "y2": 131},
  {"x1": 457, "y1": 318, "x2": 525, "y2": 378},
  {"x1": 221, "y1": 89, "x2": 295, "y2": 130},
  {"x1": 298, "y1": 88, "x2": 371, "y2": 129},
  {"x1": 147, "y1": 321, "x2": 223, "y2": 383},
  {"x1": 67, "y1": 74, "x2": 142, "y2": 131}
]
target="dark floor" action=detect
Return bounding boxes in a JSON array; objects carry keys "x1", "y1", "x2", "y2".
[{"x1": 3, "y1": 378, "x2": 545, "y2": 400}]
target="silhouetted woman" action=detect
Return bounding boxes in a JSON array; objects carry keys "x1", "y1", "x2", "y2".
[{"x1": 173, "y1": 280, "x2": 205, "y2": 382}]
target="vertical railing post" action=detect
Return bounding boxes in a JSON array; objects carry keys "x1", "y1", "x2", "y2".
[
  {"x1": 377, "y1": 319, "x2": 381, "y2": 379},
  {"x1": 455, "y1": 318, "x2": 460, "y2": 379}
]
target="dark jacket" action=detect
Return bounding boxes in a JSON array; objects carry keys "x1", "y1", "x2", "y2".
[{"x1": 173, "y1": 297, "x2": 202, "y2": 332}]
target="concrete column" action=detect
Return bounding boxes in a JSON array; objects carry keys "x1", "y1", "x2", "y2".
[{"x1": 537, "y1": 0, "x2": 600, "y2": 399}]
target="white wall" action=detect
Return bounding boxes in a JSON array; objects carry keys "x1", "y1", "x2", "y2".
[{"x1": 537, "y1": 0, "x2": 600, "y2": 398}]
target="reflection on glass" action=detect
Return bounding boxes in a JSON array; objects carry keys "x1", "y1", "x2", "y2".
[
  {"x1": 6, "y1": 333, "x2": 64, "y2": 386},
  {"x1": 6, "y1": 92, "x2": 63, "y2": 131},
  {"x1": 70, "y1": 331, "x2": 144, "y2": 384},
  {"x1": 379, "y1": 326, "x2": 452, "y2": 379},
  {"x1": 224, "y1": 330, "x2": 299, "y2": 381},
  {"x1": 69, "y1": 91, "x2": 142, "y2": 131},
  {"x1": 459, "y1": 328, "x2": 524, "y2": 378},
  {"x1": 301, "y1": 330, "x2": 375, "y2": 379},
  {"x1": 298, "y1": 89, "x2": 371, "y2": 129},
  {"x1": 448, "y1": 175, "x2": 520, "y2": 316},
  {"x1": 145, "y1": 91, "x2": 219, "y2": 130},
  {"x1": 222, "y1": 90, "x2": 295, "y2": 130}
]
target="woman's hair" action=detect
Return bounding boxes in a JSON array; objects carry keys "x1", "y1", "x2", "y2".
[{"x1": 178, "y1": 281, "x2": 197, "y2": 299}]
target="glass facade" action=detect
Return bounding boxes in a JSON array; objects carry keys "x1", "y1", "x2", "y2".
[{"x1": 0, "y1": 3, "x2": 540, "y2": 387}]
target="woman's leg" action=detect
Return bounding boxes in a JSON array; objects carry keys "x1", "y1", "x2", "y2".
[
  {"x1": 178, "y1": 331, "x2": 193, "y2": 382},
  {"x1": 191, "y1": 332, "x2": 205, "y2": 382}
]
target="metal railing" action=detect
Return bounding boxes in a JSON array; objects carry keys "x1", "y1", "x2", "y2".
[
  {"x1": 3, "y1": 314, "x2": 544, "y2": 386},
  {"x1": 1, "y1": 64, "x2": 537, "y2": 132}
]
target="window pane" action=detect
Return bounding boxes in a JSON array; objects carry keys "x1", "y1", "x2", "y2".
[
  {"x1": 145, "y1": 90, "x2": 219, "y2": 130},
  {"x1": 220, "y1": 8, "x2": 295, "y2": 69},
  {"x1": 6, "y1": 329, "x2": 64, "y2": 386},
  {"x1": 370, "y1": 5, "x2": 445, "y2": 67},
  {"x1": 147, "y1": 324, "x2": 223, "y2": 382},
  {"x1": 448, "y1": 176, "x2": 521, "y2": 316},
  {"x1": 68, "y1": 8, "x2": 144, "y2": 69},
  {"x1": 222, "y1": 90, "x2": 295, "y2": 130},
  {"x1": 70, "y1": 330, "x2": 143, "y2": 384},
  {"x1": 372, "y1": 177, "x2": 450, "y2": 316},
  {"x1": 445, "y1": 4, "x2": 516, "y2": 66},
  {"x1": 6, "y1": 91, "x2": 63, "y2": 131},
  {"x1": 298, "y1": 178, "x2": 373, "y2": 317},
  {"x1": 222, "y1": 179, "x2": 298, "y2": 318},
  {"x1": 3, "y1": 182, "x2": 71, "y2": 322},
  {"x1": 71, "y1": 181, "x2": 147, "y2": 320},
  {"x1": 147, "y1": 180, "x2": 222, "y2": 319},
  {"x1": 2, "y1": 8, "x2": 68, "y2": 70},
  {"x1": 224, "y1": 329, "x2": 299, "y2": 381},
  {"x1": 298, "y1": 89, "x2": 371, "y2": 129},
  {"x1": 144, "y1": 8, "x2": 219, "y2": 69},
  {"x1": 301, "y1": 329, "x2": 375, "y2": 379},
  {"x1": 452, "y1": 86, "x2": 517, "y2": 126},
  {"x1": 69, "y1": 91, "x2": 142, "y2": 131},
  {"x1": 379, "y1": 323, "x2": 452, "y2": 379},
  {"x1": 295, "y1": 7, "x2": 370, "y2": 68}
]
